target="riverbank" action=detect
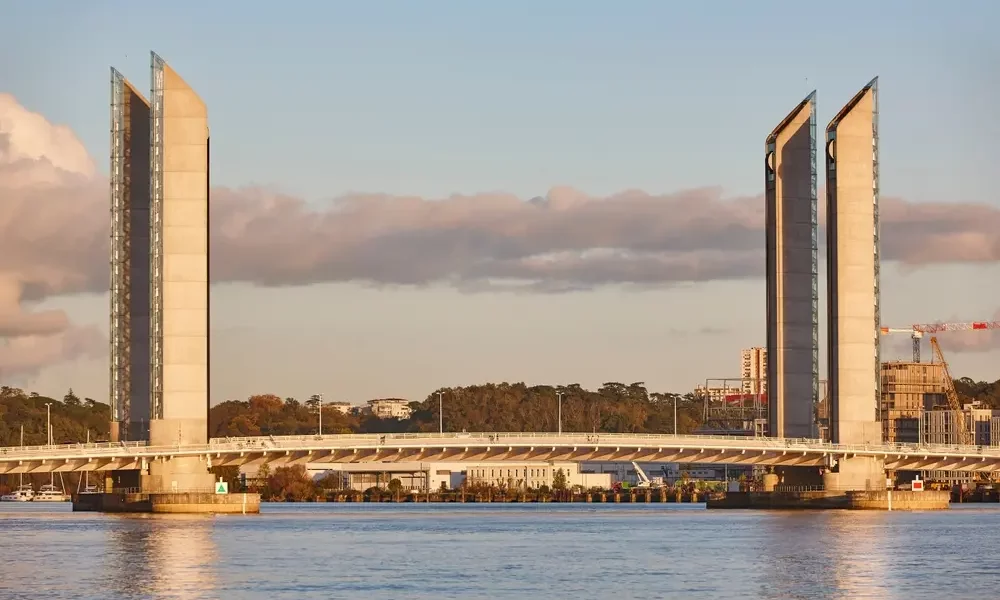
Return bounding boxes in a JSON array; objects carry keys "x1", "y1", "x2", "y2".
[{"x1": 274, "y1": 488, "x2": 708, "y2": 504}]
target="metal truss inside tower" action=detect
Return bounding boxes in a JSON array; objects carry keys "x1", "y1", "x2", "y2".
[
  {"x1": 149, "y1": 52, "x2": 166, "y2": 420},
  {"x1": 808, "y1": 92, "x2": 820, "y2": 431},
  {"x1": 870, "y1": 77, "x2": 882, "y2": 422},
  {"x1": 110, "y1": 68, "x2": 131, "y2": 429}
]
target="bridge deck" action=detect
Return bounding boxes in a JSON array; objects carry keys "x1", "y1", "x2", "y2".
[{"x1": 1, "y1": 433, "x2": 999, "y2": 474}]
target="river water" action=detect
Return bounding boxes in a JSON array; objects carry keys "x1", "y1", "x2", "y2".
[{"x1": 1, "y1": 502, "x2": 998, "y2": 599}]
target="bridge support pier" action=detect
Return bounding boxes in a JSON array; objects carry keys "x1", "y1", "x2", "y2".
[
  {"x1": 823, "y1": 456, "x2": 886, "y2": 491},
  {"x1": 775, "y1": 466, "x2": 824, "y2": 488},
  {"x1": 143, "y1": 456, "x2": 216, "y2": 493}
]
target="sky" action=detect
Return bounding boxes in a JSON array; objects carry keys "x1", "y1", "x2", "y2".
[{"x1": 0, "y1": 0, "x2": 998, "y2": 406}]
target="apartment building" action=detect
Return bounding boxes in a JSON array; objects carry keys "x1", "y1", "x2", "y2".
[
  {"x1": 741, "y1": 347, "x2": 768, "y2": 395},
  {"x1": 366, "y1": 398, "x2": 413, "y2": 420}
]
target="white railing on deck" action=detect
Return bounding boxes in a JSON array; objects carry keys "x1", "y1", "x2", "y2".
[{"x1": 2, "y1": 432, "x2": 1000, "y2": 463}]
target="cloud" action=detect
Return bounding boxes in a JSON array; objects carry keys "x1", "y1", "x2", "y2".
[
  {"x1": 1, "y1": 92, "x2": 999, "y2": 374},
  {"x1": 0, "y1": 94, "x2": 105, "y2": 376}
]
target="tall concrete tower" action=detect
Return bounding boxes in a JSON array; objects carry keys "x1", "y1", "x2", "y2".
[
  {"x1": 825, "y1": 77, "x2": 882, "y2": 450},
  {"x1": 146, "y1": 51, "x2": 213, "y2": 491},
  {"x1": 110, "y1": 70, "x2": 152, "y2": 443},
  {"x1": 764, "y1": 92, "x2": 819, "y2": 439}
]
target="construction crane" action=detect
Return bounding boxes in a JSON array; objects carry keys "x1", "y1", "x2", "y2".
[
  {"x1": 880, "y1": 327, "x2": 923, "y2": 362},
  {"x1": 929, "y1": 336, "x2": 972, "y2": 446},
  {"x1": 880, "y1": 320, "x2": 1000, "y2": 363}
]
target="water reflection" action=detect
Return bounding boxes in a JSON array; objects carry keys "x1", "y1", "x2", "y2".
[
  {"x1": 826, "y1": 513, "x2": 892, "y2": 600},
  {"x1": 2, "y1": 503, "x2": 1000, "y2": 599},
  {"x1": 755, "y1": 512, "x2": 896, "y2": 600},
  {"x1": 105, "y1": 515, "x2": 218, "y2": 599}
]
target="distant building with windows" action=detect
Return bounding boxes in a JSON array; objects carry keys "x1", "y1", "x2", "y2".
[
  {"x1": 694, "y1": 384, "x2": 742, "y2": 403},
  {"x1": 327, "y1": 401, "x2": 353, "y2": 415},
  {"x1": 741, "y1": 347, "x2": 768, "y2": 395},
  {"x1": 366, "y1": 398, "x2": 413, "y2": 420}
]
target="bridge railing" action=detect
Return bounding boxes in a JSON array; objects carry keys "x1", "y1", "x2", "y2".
[{"x1": 208, "y1": 432, "x2": 1000, "y2": 457}]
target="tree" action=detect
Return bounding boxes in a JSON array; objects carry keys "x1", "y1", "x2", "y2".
[
  {"x1": 305, "y1": 395, "x2": 321, "y2": 411},
  {"x1": 264, "y1": 465, "x2": 316, "y2": 501},
  {"x1": 387, "y1": 478, "x2": 403, "y2": 495},
  {"x1": 64, "y1": 389, "x2": 81, "y2": 407},
  {"x1": 316, "y1": 472, "x2": 345, "y2": 491},
  {"x1": 552, "y1": 468, "x2": 568, "y2": 491}
]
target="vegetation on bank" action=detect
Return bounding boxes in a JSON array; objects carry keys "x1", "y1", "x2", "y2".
[{"x1": 2, "y1": 377, "x2": 999, "y2": 448}]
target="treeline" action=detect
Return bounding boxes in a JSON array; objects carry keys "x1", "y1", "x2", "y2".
[
  {"x1": 0, "y1": 387, "x2": 109, "y2": 447},
  {"x1": 2, "y1": 377, "x2": 1000, "y2": 447},
  {"x1": 955, "y1": 378, "x2": 1000, "y2": 409},
  {"x1": 209, "y1": 382, "x2": 705, "y2": 438}
]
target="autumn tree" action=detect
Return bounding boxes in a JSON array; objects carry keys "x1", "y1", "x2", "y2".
[
  {"x1": 264, "y1": 465, "x2": 316, "y2": 502},
  {"x1": 552, "y1": 468, "x2": 568, "y2": 491}
]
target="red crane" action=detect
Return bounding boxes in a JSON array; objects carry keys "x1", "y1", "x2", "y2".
[{"x1": 879, "y1": 321, "x2": 1000, "y2": 362}]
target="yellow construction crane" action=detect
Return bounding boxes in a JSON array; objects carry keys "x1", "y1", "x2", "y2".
[
  {"x1": 929, "y1": 337, "x2": 972, "y2": 446},
  {"x1": 929, "y1": 337, "x2": 1000, "y2": 487}
]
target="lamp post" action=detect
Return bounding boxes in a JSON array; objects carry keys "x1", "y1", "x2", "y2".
[
  {"x1": 437, "y1": 391, "x2": 443, "y2": 434},
  {"x1": 318, "y1": 393, "x2": 323, "y2": 437},
  {"x1": 45, "y1": 402, "x2": 52, "y2": 446},
  {"x1": 556, "y1": 391, "x2": 563, "y2": 435},
  {"x1": 673, "y1": 396, "x2": 678, "y2": 435}
]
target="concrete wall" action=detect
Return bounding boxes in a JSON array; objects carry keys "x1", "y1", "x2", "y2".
[
  {"x1": 149, "y1": 55, "x2": 210, "y2": 448},
  {"x1": 765, "y1": 93, "x2": 818, "y2": 439},
  {"x1": 125, "y1": 81, "x2": 152, "y2": 441},
  {"x1": 826, "y1": 79, "x2": 882, "y2": 445}
]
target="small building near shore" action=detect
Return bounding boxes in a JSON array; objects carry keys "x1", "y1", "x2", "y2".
[{"x1": 299, "y1": 461, "x2": 612, "y2": 492}]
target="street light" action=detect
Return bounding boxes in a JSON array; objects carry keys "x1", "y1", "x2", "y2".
[
  {"x1": 44, "y1": 402, "x2": 52, "y2": 446},
  {"x1": 437, "y1": 391, "x2": 443, "y2": 434},
  {"x1": 673, "y1": 396, "x2": 678, "y2": 435},
  {"x1": 556, "y1": 391, "x2": 563, "y2": 435},
  {"x1": 318, "y1": 393, "x2": 324, "y2": 437}
]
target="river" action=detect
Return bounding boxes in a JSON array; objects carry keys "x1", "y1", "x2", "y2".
[{"x1": 1, "y1": 502, "x2": 997, "y2": 599}]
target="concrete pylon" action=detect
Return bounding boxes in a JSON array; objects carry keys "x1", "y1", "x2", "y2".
[
  {"x1": 765, "y1": 91, "x2": 819, "y2": 440},
  {"x1": 144, "y1": 51, "x2": 215, "y2": 492},
  {"x1": 823, "y1": 77, "x2": 885, "y2": 491}
]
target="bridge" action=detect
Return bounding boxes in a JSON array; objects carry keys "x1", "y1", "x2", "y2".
[{"x1": 3, "y1": 433, "x2": 1000, "y2": 476}]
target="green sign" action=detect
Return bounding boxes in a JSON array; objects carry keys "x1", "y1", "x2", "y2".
[{"x1": 215, "y1": 481, "x2": 229, "y2": 495}]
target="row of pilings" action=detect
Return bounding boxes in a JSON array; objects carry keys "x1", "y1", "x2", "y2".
[{"x1": 289, "y1": 488, "x2": 709, "y2": 504}]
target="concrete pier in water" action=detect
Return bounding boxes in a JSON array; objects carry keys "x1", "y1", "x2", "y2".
[
  {"x1": 72, "y1": 491, "x2": 260, "y2": 514},
  {"x1": 707, "y1": 489, "x2": 950, "y2": 511}
]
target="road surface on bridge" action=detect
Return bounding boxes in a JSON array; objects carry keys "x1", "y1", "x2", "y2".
[{"x1": 2, "y1": 432, "x2": 1000, "y2": 475}]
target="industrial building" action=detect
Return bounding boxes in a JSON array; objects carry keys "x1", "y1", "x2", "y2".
[
  {"x1": 825, "y1": 77, "x2": 882, "y2": 447},
  {"x1": 764, "y1": 91, "x2": 818, "y2": 440}
]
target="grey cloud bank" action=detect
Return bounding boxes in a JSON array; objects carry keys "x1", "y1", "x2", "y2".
[{"x1": 1, "y1": 93, "x2": 998, "y2": 375}]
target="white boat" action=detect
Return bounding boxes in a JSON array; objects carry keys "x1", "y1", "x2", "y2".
[
  {"x1": 0, "y1": 426, "x2": 35, "y2": 502},
  {"x1": 0, "y1": 485, "x2": 35, "y2": 502},
  {"x1": 34, "y1": 483, "x2": 68, "y2": 502}
]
